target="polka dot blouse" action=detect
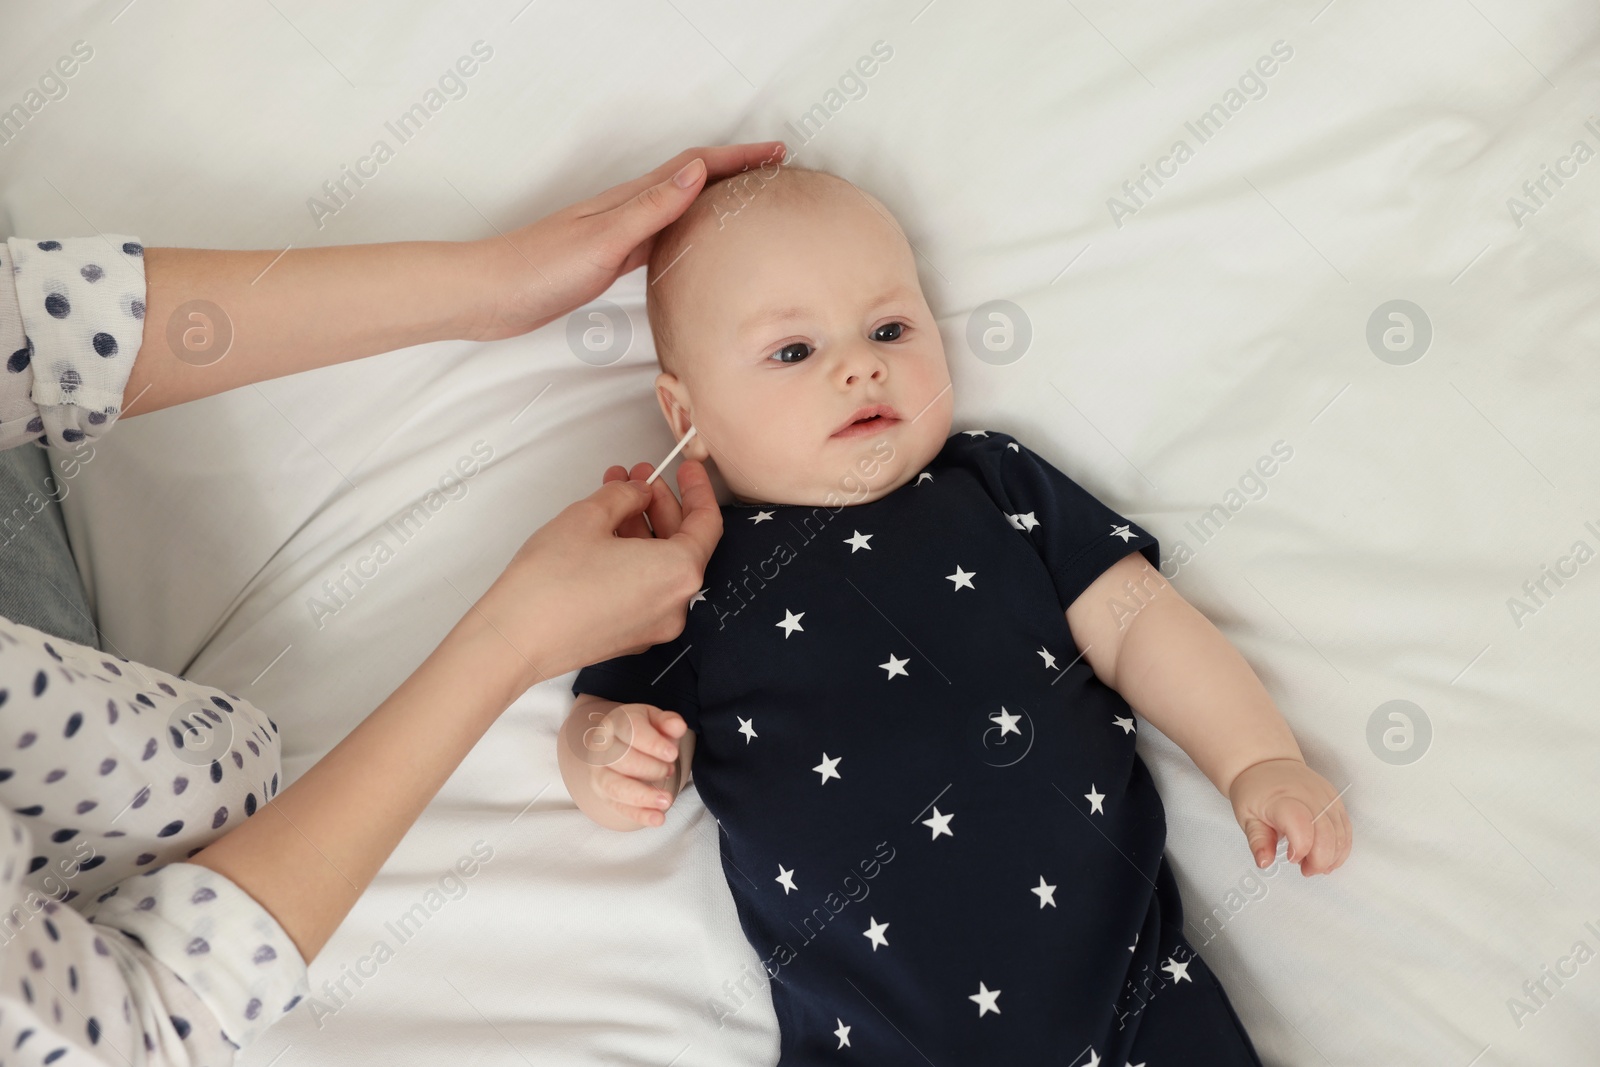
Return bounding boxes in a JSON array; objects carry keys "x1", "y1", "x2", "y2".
[
  {"x1": 0, "y1": 235, "x2": 147, "y2": 450},
  {"x1": 0, "y1": 618, "x2": 311, "y2": 1065},
  {"x1": 0, "y1": 239, "x2": 311, "y2": 1063}
]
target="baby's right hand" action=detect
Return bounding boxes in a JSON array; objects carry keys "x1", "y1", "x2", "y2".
[{"x1": 569, "y1": 701, "x2": 688, "y2": 828}]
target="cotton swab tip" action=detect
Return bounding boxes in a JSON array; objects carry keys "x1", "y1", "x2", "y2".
[{"x1": 644, "y1": 425, "x2": 698, "y2": 485}]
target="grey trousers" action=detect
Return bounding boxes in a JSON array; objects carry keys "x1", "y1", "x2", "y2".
[{"x1": 0, "y1": 440, "x2": 99, "y2": 648}]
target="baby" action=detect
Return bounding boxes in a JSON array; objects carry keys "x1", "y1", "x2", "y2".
[{"x1": 558, "y1": 161, "x2": 1351, "y2": 1065}]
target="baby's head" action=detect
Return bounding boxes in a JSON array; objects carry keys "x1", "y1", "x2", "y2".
[{"x1": 647, "y1": 161, "x2": 953, "y2": 507}]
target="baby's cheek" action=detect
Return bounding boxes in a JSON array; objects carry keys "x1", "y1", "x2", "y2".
[{"x1": 722, "y1": 418, "x2": 799, "y2": 494}]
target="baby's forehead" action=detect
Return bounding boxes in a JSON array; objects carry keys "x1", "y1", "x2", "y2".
[
  {"x1": 684, "y1": 171, "x2": 863, "y2": 242},
  {"x1": 677, "y1": 178, "x2": 900, "y2": 286},
  {"x1": 649, "y1": 169, "x2": 912, "y2": 361}
]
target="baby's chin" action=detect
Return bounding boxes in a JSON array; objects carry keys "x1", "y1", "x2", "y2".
[{"x1": 720, "y1": 461, "x2": 918, "y2": 509}]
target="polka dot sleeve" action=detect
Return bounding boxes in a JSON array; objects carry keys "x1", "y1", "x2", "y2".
[
  {"x1": 0, "y1": 236, "x2": 146, "y2": 451},
  {"x1": 81, "y1": 862, "x2": 311, "y2": 1054},
  {"x1": 1, "y1": 807, "x2": 309, "y2": 1065}
]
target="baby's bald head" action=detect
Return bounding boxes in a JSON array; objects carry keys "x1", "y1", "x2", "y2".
[
  {"x1": 645, "y1": 162, "x2": 902, "y2": 377},
  {"x1": 643, "y1": 159, "x2": 949, "y2": 509}
]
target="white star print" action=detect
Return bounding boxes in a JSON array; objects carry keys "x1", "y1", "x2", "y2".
[
  {"x1": 688, "y1": 587, "x2": 707, "y2": 609},
  {"x1": 813, "y1": 753, "x2": 841, "y2": 784},
  {"x1": 737, "y1": 716, "x2": 758, "y2": 743},
  {"x1": 863, "y1": 917, "x2": 890, "y2": 951},
  {"x1": 1085, "y1": 785, "x2": 1105, "y2": 815},
  {"x1": 775, "y1": 865, "x2": 797, "y2": 894},
  {"x1": 1113, "y1": 715, "x2": 1135, "y2": 735},
  {"x1": 1109, "y1": 523, "x2": 1136, "y2": 542},
  {"x1": 962, "y1": 429, "x2": 990, "y2": 438},
  {"x1": 969, "y1": 982, "x2": 1002, "y2": 1016},
  {"x1": 776, "y1": 609, "x2": 805, "y2": 638},
  {"x1": 946, "y1": 565, "x2": 976, "y2": 591},
  {"x1": 989, "y1": 708, "x2": 1021, "y2": 737},
  {"x1": 915, "y1": 472, "x2": 933, "y2": 485},
  {"x1": 879, "y1": 653, "x2": 909, "y2": 680},
  {"x1": 1083, "y1": 1053, "x2": 1101, "y2": 1067},
  {"x1": 1129, "y1": 932, "x2": 1139, "y2": 953},
  {"x1": 833, "y1": 1019, "x2": 851, "y2": 1049},
  {"x1": 1031, "y1": 876, "x2": 1057, "y2": 909},
  {"x1": 922, "y1": 807, "x2": 954, "y2": 840},
  {"x1": 1037, "y1": 646, "x2": 1058, "y2": 670},
  {"x1": 1015, "y1": 511, "x2": 1039, "y2": 531},
  {"x1": 750, "y1": 510, "x2": 774, "y2": 524},
  {"x1": 1162, "y1": 956, "x2": 1192, "y2": 984},
  {"x1": 844, "y1": 530, "x2": 873, "y2": 553},
  {"x1": 1006, "y1": 512, "x2": 1025, "y2": 530},
  {"x1": 1006, "y1": 441, "x2": 1020, "y2": 452}
]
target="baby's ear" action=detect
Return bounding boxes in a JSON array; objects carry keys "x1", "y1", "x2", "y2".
[{"x1": 654, "y1": 372, "x2": 710, "y2": 462}]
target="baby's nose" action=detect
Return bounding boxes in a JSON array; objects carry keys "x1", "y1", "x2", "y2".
[{"x1": 840, "y1": 346, "x2": 888, "y2": 383}]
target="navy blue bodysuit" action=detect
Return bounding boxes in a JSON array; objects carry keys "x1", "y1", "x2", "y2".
[{"x1": 573, "y1": 430, "x2": 1263, "y2": 1066}]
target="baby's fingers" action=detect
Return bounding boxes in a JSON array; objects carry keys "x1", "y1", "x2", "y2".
[
  {"x1": 1313, "y1": 797, "x2": 1354, "y2": 874},
  {"x1": 1241, "y1": 816, "x2": 1280, "y2": 869},
  {"x1": 1301, "y1": 815, "x2": 1342, "y2": 876},
  {"x1": 605, "y1": 703, "x2": 682, "y2": 764},
  {"x1": 1264, "y1": 795, "x2": 1318, "y2": 873},
  {"x1": 596, "y1": 767, "x2": 674, "y2": 827},
  {"x1": 610, "y1": 743, "x2": 674, "y2": 784}
]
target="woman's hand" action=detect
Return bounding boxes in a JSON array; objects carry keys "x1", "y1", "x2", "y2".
[
  {"x1": 603, "y1": 460, "x2": 699, "y2": 540},
  {"x1": 472, "y1": 458, "x2": 722, "y2": 684},
  {"x1": 466, "y1": 142, "x2": 786, "y2": 342},
  {"x1": 193, "y1": 458, "x2": 720, "y2": 965},
  {"x1": 124, "y1": 142, "x2": 784, "y2": 416}
]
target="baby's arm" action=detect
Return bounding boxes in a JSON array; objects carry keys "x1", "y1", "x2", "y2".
[
  {"x1": 558, "y1": 692, "x2": 695, "y2": 832},
  {"x1": 1065, "y1": 552, "x2": 1352, "y2": 875}
]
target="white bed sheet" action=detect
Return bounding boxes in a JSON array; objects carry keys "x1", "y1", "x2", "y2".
[{"x1": 4, "y1": 1, "x2": 1598, "y2": 1063}]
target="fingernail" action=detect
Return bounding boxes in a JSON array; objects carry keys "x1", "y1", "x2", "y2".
[
  {"x1": 672, "y1": 159, "x2": 704, "y2": 189},
  {"x1": 655, "y1": 793, "x2": 671, "y2": 808}
]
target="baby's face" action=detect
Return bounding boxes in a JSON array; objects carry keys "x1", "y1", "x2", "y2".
[{"x1": 654, "y1": 181, "x2": 953, "y2": 507}]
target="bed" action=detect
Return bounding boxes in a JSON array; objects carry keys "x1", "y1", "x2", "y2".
[{"x1": 3, "y1": 0, "x2": 1597, "y2": 1062}]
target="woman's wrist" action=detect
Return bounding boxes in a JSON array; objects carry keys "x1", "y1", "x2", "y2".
[
  {"x1": 445, "y1": 586, "x2": 554, "y2": 703},
  {"x1": 450, "y1": 237, "x2": 525, "y2": 343},
  {"x1": 454, "y1": 233, "x2": 571, "y2": 343},
  {"x1": 321, "y1": 237, "x2": 496, "y2": 350}
]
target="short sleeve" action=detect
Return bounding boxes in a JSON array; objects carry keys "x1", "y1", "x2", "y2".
[
  {"x1": 0, "y1": 235, "x2": 146, "y2": 451},
  {"x1": 571, "y1": 633, "x2": 703, "y2": 734},
  {"x1": 961, "y1": 430, "x2": 1161, "y2": 610}
]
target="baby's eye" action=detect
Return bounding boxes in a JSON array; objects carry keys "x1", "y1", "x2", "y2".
[
  {"x1": 769, "y1": 342, "x2": 812, "y2": 364},
  {"x1": 872, "y1": 322, "x2": 906, "y2": 342}
]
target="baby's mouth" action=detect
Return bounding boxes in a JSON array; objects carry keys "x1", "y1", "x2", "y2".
[{"x1": 832, "y1": 406, "x2": 903, "y2": 438}]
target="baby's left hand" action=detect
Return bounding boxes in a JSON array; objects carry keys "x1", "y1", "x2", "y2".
[{"x1": 1228, "y1": 758, "x2": 1352, "y2": 876}]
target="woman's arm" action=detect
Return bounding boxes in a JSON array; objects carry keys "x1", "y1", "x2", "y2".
[
  {"x1": 127, "y1": 241, "x2": 487, "y2": 415},
  {"x1": 190, "y1": 456, "x2": 722, "y2": 963},
  {"x1": 189, "y1": 593, "x2": 529, "y2": 963},
  {"x1": 124, "y1": 142, "x2": 786, "y2": 417}
]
